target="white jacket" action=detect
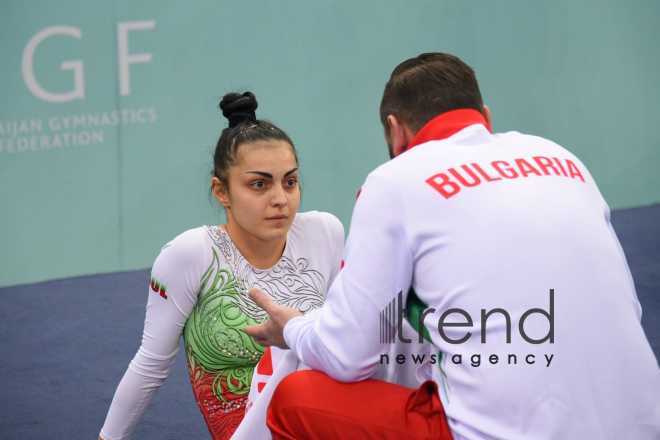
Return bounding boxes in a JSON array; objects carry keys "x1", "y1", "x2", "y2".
[{"x1": 284, "y1": 110, "x2": 660, "y2": 440}]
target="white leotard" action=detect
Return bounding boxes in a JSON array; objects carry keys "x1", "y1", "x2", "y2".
[{"x1": 100, "y1": 211, "x2": 344, "y2": 440}]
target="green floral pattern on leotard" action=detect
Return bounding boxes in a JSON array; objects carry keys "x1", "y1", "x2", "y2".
[
  {"x1": 181, "y1": 225, "x2": 328, "y2": 439},
  {"x1": 183, "y1": 225, "x2": 326, "y2": 404},
  {"x1": 184, "y1": 247, "x2": 264, "y2": 400}
]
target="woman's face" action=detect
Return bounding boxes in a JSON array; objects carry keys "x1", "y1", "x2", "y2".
[{"x1": 214, "y1": 139, "x2": 300, "y2": 243}]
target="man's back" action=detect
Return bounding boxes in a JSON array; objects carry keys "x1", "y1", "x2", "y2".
[
  {"x1": 380, "y1": 123, "x2": 660, "y2": 439},
  {"x1": 246, "y1": 53, "x2": 660, "y2": 439}
]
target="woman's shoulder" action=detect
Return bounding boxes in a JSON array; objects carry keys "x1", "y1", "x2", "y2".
[
  {"x1": 293, "y1": 210, "x2": 342, "y2": 231},
  {"x1": 292, "y1": 211, "x2": 344, "y2": 243},
  {"x1": 154, "y1": 226, "x2": 214, "y2": 269}
]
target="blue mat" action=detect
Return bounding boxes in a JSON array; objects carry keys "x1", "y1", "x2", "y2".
[{"x1": 1, "y1": 204, "x2": 659, "y2": 439}]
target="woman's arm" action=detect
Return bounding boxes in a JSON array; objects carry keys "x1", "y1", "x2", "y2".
[{"x1": 99, "y1": 230, "x2": 206, "y2": 440}]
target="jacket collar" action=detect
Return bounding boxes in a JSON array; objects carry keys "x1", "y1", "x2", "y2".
[{"x1": 406, "y1": 108, "x2": 491, "y2": 151}]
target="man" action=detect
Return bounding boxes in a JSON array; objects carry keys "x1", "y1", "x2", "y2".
[{"x1": 245, "y1": 53, "x2": 660, "y2": 439}]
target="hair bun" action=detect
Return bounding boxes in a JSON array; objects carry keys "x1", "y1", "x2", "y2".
[{"x1": 219, "y1": 91, "x2": 258, "y2": 128}]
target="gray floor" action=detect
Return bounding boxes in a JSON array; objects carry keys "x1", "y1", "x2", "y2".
[{"x1": 1, "y1": 204, "x2": 658, "y2": 439}]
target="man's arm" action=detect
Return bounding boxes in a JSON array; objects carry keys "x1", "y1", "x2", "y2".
[{"x1": 246, "y1": 172, "x2": 413, "y2": 382}]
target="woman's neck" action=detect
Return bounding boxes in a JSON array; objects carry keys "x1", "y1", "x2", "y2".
[{"x1": 223, "y1": 221, "x2": 286, "y2": 270}]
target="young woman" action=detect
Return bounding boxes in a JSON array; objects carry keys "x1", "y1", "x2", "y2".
[{"x1": 99, "y1": 92, "x2": 344, "y2": 440}]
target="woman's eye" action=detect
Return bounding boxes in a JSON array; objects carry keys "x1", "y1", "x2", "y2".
[
  {"x1": 251, "y1": 181, "x2": 265, "y2": 189},
  {"x1": 286, "y1": 178, "x2": 298, "y2": 188}
]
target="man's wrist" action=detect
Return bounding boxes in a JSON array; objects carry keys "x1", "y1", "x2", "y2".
[{"x1": 282, "y1": 313, "x2": 307, "y2": 351}]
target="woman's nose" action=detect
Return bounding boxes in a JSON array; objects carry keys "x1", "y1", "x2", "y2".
[{"x1": 271, "y1": 184, "x2": 288, "y2": 207}]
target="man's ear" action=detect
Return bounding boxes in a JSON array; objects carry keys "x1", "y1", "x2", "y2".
[
  {"x1": 211, "y1": 176, "x2": 230, "y2": 209},
  {"x1": 386, "y1": 114, "x2": 415, "y2": 157},
  {"x1": 482, "y1": 104, "x2": 492, "y2": 132}
]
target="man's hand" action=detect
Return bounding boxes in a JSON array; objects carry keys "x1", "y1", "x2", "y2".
[{"x1": 243, "y1": 288, "x2": 303, "y2": 349}]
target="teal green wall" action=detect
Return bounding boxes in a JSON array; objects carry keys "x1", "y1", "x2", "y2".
[{"x1": 1, "y1": 0, "x2": 659, "y2": 287}]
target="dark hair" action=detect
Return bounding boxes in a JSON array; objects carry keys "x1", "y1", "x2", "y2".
[
  {"x1": 213, "y1": 91, "x2": 297, "y2": 185},
  {"x1": 379, "y1": 53, "x2": 484, "y2": 133}
]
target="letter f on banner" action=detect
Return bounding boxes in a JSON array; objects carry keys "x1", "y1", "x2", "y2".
[{"x1": 117, "y1": 21, "x2": 155, "y2": 96}]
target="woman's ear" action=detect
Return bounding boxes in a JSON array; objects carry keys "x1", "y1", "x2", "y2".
[{"x1": 211, "y1": 176, "x2": 230, "y2": 209}]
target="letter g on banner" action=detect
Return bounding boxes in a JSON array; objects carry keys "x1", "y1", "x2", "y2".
[{"x1": 22, "y1": 26, "x2": 85, "y2": 103}]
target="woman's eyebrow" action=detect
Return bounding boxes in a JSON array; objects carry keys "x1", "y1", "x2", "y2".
[
  {"x1": 245, "y1": 171, "x2": 273, "y2": 178},
  {"x1": 244, "y1": 168, "x2": 298, "y2": 178}
]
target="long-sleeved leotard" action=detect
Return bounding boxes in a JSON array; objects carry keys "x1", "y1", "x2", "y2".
[{"x1": 100, "y1": 211, "x2": 344, "y2": 440}]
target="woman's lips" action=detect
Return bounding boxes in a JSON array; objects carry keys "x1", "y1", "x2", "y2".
[{"x1": 266, "y1": 216, "x2": 287, "y2": 221}]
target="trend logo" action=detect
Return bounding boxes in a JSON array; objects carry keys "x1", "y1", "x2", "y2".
[{"x1": 380, "y1": 289, "x2": 555, "y2": 346}]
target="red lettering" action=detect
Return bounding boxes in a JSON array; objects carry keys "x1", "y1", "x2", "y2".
[
  {"x1": 425, "y1": 155, "x2": 585, "y2": 201},
  {"x1": 515, "y1": 158, "x2": 543, "y2": 177},
  {"x1": 492, "y1": 160, "x2": 518, "y2": 179},
  {"x1": 553, "y1": 157, "x2": 568, "y2": 176},
  {"x1": 426, "y1": 172, "x2": 461, "y2": 199},
  {"x1": 449, "y1": 165, "x2": 481, "y2": 187},
  {"x1": 472, "y1": 163, "x2": 502, "y2": 182},
  {"x1": 533, "y1": 156, "x2": 561, "y2": 176},
  {"x1": 566, "y1": 159, "x2": 585, "y2": 182}
]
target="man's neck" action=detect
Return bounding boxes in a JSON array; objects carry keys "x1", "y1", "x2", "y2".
[{"x1": 406, "y1": 108, "x2": 490, "y2": 151}]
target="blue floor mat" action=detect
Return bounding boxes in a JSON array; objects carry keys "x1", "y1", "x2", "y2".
[{"x1": 1, "y1": 204, "x2": 658, "y2": 439}]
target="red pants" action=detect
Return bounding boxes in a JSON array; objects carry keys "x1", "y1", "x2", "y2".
[{"x1": 266, "y1": 370, "x2": 453, "y2": 439}]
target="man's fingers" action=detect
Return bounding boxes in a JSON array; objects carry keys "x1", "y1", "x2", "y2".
[
  {"x1": 248, "y1": 288, "x2": 277, "y2": 314},
  {"x1": 243, "y1": 323, "x2": 272, "y2": 346},
  {"x1": 243, "y1": 323, "x2": 264, "y2": 338},
  {"x1": 245, "y1": 288, "x2": 291, "y2": 349}
]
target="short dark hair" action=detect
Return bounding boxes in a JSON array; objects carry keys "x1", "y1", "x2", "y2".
[
  {"x1": 213, "y1": 92, "x2": 298, "y2": 186},
  {"x1": 379, "y1": 53, "x2": 484, "y2": 132}
]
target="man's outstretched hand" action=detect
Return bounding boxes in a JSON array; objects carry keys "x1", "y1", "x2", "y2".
[{"x1": 243, "y1": 288, "x2": 303, "y2": 349}]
